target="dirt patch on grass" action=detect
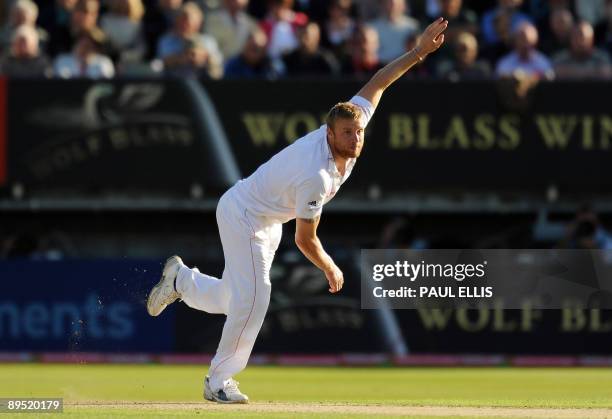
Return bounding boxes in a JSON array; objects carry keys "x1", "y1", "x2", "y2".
[{"x1": 68, "y1": 402, "x2": 612, "y2": 418}]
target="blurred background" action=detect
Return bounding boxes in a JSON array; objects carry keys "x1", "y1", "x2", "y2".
[{"x1": 0, "y1": 0, "x2": 611, "y2": 366}]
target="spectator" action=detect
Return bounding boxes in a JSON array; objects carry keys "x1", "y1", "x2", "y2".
[
  {"x1": 205, "y1": 0, "x2": 257, "y2": 60},
  {"x1": 553, "y1": 21, "x2": 611, "y2": 79},
  {"x1": 426, "y1": 0, "x2": 478, "y2": 69},
  {"x1": 438, "y1": 31, "x2": 491, "y2": 80},
  {"x1": 260, "y1": 0, "x2": 308, "y2": 59},
  {"x1": 368, "y1": 0, "x2": 419, "y2": 64},
  {"x1": 496, "y1": 22, "x2": 554, "y2": 80},
  {"x1": 340, "y1": 24, "x2": 382, "y2": 78},
  {"x1": 321, "y1": 0, "x2": 355, "y2": 57},
  {"x1": 224, "y1": 28, "x2": 279, "y2": 78},
  {"x1": 100, "y1": 0, "x2": 147, "y2": 64},
  {"x1": 562, "y1": 205, "x2": 612, "y2": 249},
  {"x1": 0, "y1": 0, "x2": 49, "y2": 53},
  {"x1": 156, "y1": 2, "x2": 223, "y2": 78},
  {"x1": 540, "y1": 7, "x2": 574, "y2": 55},
  {"x1": 143, "y1": 0, "x2": 183, "y2": 60},
  {"x1": 281, "y1": 22, "x2": 340, "y2": 77},
  {"x1": 49, "y1": 0, "x2": 104, "y2": 56},
  {"x1": 480, "y1": 3, "x2": 515, "y2": 64},
  {"x1": 0, "y1": 24, "x2": 50, "y2": 77},
  {"x1": 438, "y1": 0, "x2": 478, "y2": 38},
  {"x1": 481, "y1": 0, "x2": 531, "y2": 46},
  {"x1": 53, "y1": 29, "x2": 115, "y2": 78}
]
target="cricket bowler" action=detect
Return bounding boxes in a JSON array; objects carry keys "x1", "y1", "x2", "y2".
[{"x1": 147, "y1": 18, "x2": 448, "y2": 404}]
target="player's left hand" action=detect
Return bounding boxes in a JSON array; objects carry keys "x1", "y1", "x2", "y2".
[{"x1": 416, "y1": 17, "x2": 448, "y2": 57}]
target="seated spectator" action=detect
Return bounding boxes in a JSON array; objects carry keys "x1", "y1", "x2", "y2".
[
  {"x1": 0, "y1": 24, "x2": 50, "y2": 77},
  {"x1": 553, "y1": 21, "x2": 611, "y2": 79},
  {"x1": 0, "y1": 0, "x2": 49, "y2": 53},
  {"x1": 260, "y1": 0, "x2": 308, "y2": 59},
  {"x1": 206, "y1": 0, "x2": 257, "y2": 61},
  {"x1": 480, "y1": 4, "x2": 515, "y2": 64},
  {"x1": 540, "y1": 7, "x2": 574, "y2": 55},
  {"x1": 143, "y1": 0, "x2": 183, "y2": 60},
  {"x1": 481, "y1": 0, "x2": 531, "y2": 46},
  {"x1": 281, "y1": 22, "x2": 340, "y2": 77},
  {"x1": 438, "y1": 0, "x2": 478, "y2": 37},
  {"x1": 426, "y1": 0, "x2": 478, "y2": 69},
  {"x1": 368, "y1": 0, "x2": 419, "y2": 64},
  {"x1": 561, "y1": 205, "x2": 612, "y2": 249},
  {"x1": 321, "y1": 0, "x2": 355, "y2": 57},
  {"x1": 49, "y1": 0, "x2": 105, "y2": 56},
  {"x1": 53, "y1": 29, "x2": 115, "y2": 78},
  {"x1": 156, "y1": 2, "x2": 223, "y2": 78},
  {"x1": 438, "y1": 31, "x2": 491, "y2": 80},
  {"x1": 224, "y1": 28, "x2": 279, "y2": 78},
  {"x1": 496, "y1": 22, "x2": 554, "y2": 80},
  {"x1": 100, "y1": 0, "x2": 147, "y2": 64},
  {"x1": 340, "y1": 24, "x2": 383, "y2": 79}
]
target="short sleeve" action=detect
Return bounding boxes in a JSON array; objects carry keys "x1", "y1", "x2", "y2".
[
  {"x1": 350, "y1": 95, "x2": 375, "y2": 127},
  {"x1": 295, "y1": 176, "x2": 327, "y2": 220}
]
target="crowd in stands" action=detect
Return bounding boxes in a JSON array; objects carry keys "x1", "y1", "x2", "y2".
[{"x1": 0, "y1": 0, "x2": 610, "y2": 80}]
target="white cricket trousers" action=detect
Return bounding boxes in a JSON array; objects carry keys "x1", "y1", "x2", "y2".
[{"x1": 175, "y1": 187, "x2": 282, "y2": 391}]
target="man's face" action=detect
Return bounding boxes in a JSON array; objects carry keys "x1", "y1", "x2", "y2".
[
  {"x1": 515, "y1": 24, "x2": 538, "y2": 54},
  {"x1": 439, "y1": 0, "x2": 462, "y2": 17},
  {"x1": 550, "y1": 9, "x2": 573, "y2": 38},
  {"x1": 299, "y1": 23, "x2": 320, "y2": 53},
  {"x1": 72, "y1": 3, "x2": 99, "y2": 31},
  {"x1": 456, "y1": 37, "x2": 477, "y2": 65},
  {"x1": 328, "y1": 118, "x2": 365, "y2": 159},
  {"x1": 176, "y1": 11, "x2": 200, "y2": 36},
  {"x1": 243, "y1": 32, "x2": 266, "y2": 63},
  {"x1": 570, "y1": 23, "x2": 594, "y2": 56},
  {"x1": 12, "y1": 34, "x2": 36, "y2": 58},
  {"x1": 383, "y1": 0, "x2": 405, "y2": 17}
]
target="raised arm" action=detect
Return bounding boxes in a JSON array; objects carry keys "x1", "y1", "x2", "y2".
[{"x1": 356, "y1": 18, "x2": 448, "y2": 108}]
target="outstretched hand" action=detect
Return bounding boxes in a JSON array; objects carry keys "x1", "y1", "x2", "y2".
[{"x1": 416, "y1": 17, "x2": 448, "y2": 57}]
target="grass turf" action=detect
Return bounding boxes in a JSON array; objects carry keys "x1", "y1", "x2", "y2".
[{"x1": 1, "y1": 364, "x2": 611, "y2": 417}]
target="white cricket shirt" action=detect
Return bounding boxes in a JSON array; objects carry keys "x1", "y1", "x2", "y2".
[{"x1": 231, "y1": 95, "x2": 374, "y2": 226}]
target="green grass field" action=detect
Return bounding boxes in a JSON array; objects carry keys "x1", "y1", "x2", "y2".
[{"x1": 1, "y1": 364, "x2": 612, "y2": 418}]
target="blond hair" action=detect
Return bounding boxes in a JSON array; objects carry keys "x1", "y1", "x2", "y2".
[{"x1": 326, "y1": 102, "x2": 363, "y2": 128}]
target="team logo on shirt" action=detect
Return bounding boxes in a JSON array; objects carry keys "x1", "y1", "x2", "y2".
[{"x1": 308, "y1": 200, "x2": 321, "y2": 209}]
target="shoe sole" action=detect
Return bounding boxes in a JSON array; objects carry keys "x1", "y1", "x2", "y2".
[
  {"x1": 146, "y1": 256, "x2": 183, "y2": 316},
  {"x1": 210, "y1": 396, "x2": 249, "y2": 404}
]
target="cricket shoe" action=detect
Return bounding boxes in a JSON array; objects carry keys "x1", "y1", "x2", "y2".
[
  {"x1": 146, "y1": 256, "x2": 183, "y2": 316},
  {"x1": 204, "y1": 376, "x2": 249, "y2": 404}
]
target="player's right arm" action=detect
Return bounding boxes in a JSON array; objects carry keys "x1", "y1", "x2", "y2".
[
  {"x1": 295, "y1": 216, "x2": 344, "y2": 293},
  {"x1": 356, "y1": 17, "x2": 448, "y2": 108}
]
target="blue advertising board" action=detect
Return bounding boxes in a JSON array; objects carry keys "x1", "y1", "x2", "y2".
[{"x1": 0, "y1": 260, "x2": 174, "y2": 352}]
